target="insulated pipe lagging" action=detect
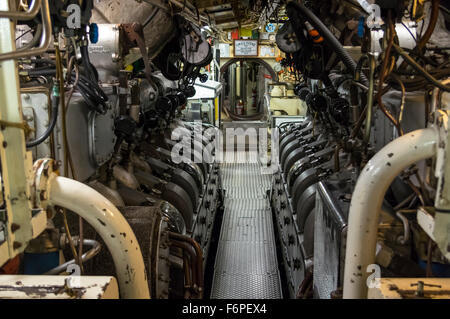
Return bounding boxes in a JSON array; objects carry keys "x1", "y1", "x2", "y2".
[
  {"x1": 48, "y1": 176, "x2": 150, "y2": 299},
  {"x1": 343, "y1": 128, "x2": 438, "y2": 299}
]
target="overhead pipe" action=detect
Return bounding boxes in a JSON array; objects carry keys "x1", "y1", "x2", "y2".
[
  {"x1": 343, "y1": 128, "x2": 438, "y2": 299},
  {"x1": 0, "y1": 0, "x2": 52, "y2": 61},
  {"x1": 48, "y1": 176, "x2": 150, "y2": 299},
  {"x1": 0, "y1": 0, "x2": 41, "y2": 20},
  {"x1": 431, "y1": 78, "x2": 450, "y2": 113}
]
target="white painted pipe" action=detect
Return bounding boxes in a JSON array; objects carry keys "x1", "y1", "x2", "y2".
[
  {"x1": 48, "y1": 176, "x2": 150, "y2": 299},
  {"x1": 343, "y1": 128, "x2": 438, "y2": 299},
  {"x1": 431, "y1": 78, "x2": 450, "y2": 113}
]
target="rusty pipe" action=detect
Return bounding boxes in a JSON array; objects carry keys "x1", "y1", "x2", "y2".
[
  {"x1": 170, "y1": 239, "x2": 199, "y2": 298},
  {"x1": 169, "y1": 232, "x2": 203, "y2": 290},
  {"x1": 171, "y1": 234, "x2": 204, "y2": 297},
  {"x1": 48, "y1": 176, "x2": 150, "y2": 299},
  {"x1": 183, "y1": 254, "x2": 192, "y2": 297},
  {"x1": 343, "y1": 128, "x2": 438, "y2": 298}
]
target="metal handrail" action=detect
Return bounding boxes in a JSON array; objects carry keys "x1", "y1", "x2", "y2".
[
  {"x1": 0, "y1": 0, "x2": 41, "y2": 20},
  {"x1": 0, "y1": 0, "x2": 51, "y2": 61}
]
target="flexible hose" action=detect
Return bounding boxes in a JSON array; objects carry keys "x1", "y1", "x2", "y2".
[
  {"x1": 417, "y1": 0, "x2": 440, "y2": 53},
  {"x1": 287, "y1": 1, "x2": 368, "y2": 86},
  {"x1": 80, "y1": 44, "x2": 98, "y2": 82},
  {"x1": 26, "y1": 83, "x2": 59, "y2": 148},
  {"x1": 27, "y1": 68, "x2": 108, "y2": 113},
  {"x1": 27, "y1": 68, "x2": 106, "y2": 100},
  {"x1": 393, "y1": 43, "x2": 450, "y2": 92}
]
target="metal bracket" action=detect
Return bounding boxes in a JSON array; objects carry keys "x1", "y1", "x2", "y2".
[{"x1": 432, "y1": 110, "x2": 450, "y2": 260}]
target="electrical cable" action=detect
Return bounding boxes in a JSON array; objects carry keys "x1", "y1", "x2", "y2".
[
  {"x1": 393, "y1": 43, "x2": 450, "y2": 92},
  {"x1": 286, "y1": 1, "x2": 368, "y2": 86},
  {"x1": 80, "y1": 43, "x2": 98, "y2": 82},
  {"x1": 376, "y1": 12, "x2": 401, "y2": 134},
  {"x1": 25, "y1": 83, "x2": 59, "y2": 148},
  {"x1": 417, "y1": 0, "x2": 440, "y2": 53},
  {"x1": 27, "y1": 67, "x2": 108, "y2": 113},
  {"x1": 391, "y1": 73, "x2": 406, "y2": 136}
]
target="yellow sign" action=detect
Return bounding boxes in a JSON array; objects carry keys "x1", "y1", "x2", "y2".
[{"x1": 239, "y1": 28, "x2": 253, "y2": 38}]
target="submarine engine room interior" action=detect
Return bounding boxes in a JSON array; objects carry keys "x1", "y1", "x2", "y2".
[{"x1": 1, "y1": 0, "x2": 450, "y2": 300}]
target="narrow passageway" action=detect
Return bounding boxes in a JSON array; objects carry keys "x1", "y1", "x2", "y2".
[{"x1": 211, "y1": 151, "x2": 282, "y2": 299}]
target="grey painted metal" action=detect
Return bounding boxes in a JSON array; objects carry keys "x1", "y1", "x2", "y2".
[{"x1": 211, "y1": 153, "x2": 282, "y2": 299}]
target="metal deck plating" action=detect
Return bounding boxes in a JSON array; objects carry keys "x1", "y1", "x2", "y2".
[{"x1": 211, "y1": 152, "x2": 282, "y2": 299}]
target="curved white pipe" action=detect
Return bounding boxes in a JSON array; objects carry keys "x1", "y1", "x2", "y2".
[
  {"x1": 48, "y1": 176, "x2": 150, "y2": 299},
  {"x1": 431, "y1": 78, "x2": 450, "y2": 113},
  {"x1": 343, "y1": 128, "x2": 438, "y2": 299}
]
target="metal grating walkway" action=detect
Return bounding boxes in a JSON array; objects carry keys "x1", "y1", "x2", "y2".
[{"x1": 211, "y1": 152, "x2": 282, "y2": 299}]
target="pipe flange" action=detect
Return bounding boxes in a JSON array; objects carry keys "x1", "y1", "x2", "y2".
[{"x1": 32, "y1": 158, "x2": 58, "y2": 211}]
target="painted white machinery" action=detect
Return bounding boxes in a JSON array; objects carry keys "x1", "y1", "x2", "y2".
[{"x1": 2, "y1": 0, "x2": 450, "y2": 301}]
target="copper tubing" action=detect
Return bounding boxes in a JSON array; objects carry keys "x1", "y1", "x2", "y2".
[
  {"x1": 398, "y1": 0, "x2": 439, "y2": 70},
  {"x1": 172, "y1": 240, "x2": 198, "y2": 286},
  {"x1": 391, "y1": 74, "x2": 406, "y2": 136},
  {"x1": 394, "y1": 44, "x2": 450, "y2": 92},
  {"x1": 376, "y1": 12, "x2": 401, "y2": 134},
  {"x1": 182, "y1": 254, "x2": 193, "y2": 298},
  {"x1": 169, "y1": 232, "x2": 204, "y2": 297},
  {"x1": 171, "y1": 239, "x2": 200, "y2": 298},
  {"x1": 0, "y1": 0, "x2": 41, "y2": 20},
  {"x1": 350, "y1": 103, "x2": 369, "y2": 139},
  {"x1": 417, "y1": 0, "x2": 440, "y2": 53}
]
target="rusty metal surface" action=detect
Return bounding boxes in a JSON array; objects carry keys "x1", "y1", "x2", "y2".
[
  {"x1": 0, "y1": 275, "x2": 118, "y2": 299},
  {"x1": 91, "y1": 0, "x2": 176, "y2": 59},
  {"x1": 368, "y1": 278, "x2": 450, "y2": 299}
]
